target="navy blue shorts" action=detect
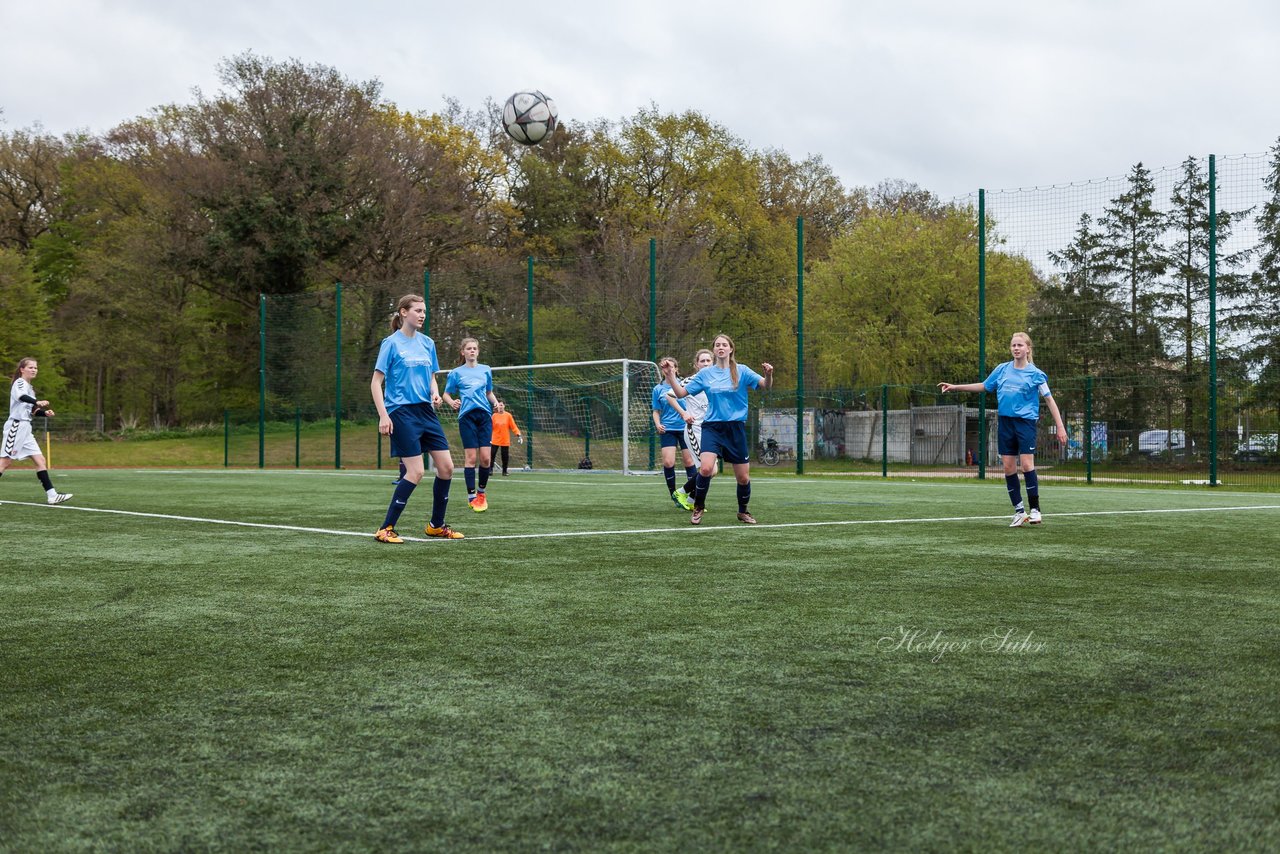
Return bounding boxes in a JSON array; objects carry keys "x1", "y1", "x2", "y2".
[
  {"x1": 458, "y1": 409, "x2": 493, "y2": 449},
  {"x1": 389, "y1": 402, "x2": 450, "y2": 458},
  {"x1": 997, "y1": 415, "x2": 1038, "y2": 457},
  {"x1": 701, "y1": 421, "x2": 749, "y2": 465},
  {"x1": 659, "y1": 430, "x2": 688, "y2": 450}
]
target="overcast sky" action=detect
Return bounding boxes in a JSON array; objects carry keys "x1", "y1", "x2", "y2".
[{"x1": 3, "y1": 0, "x2": 1278, "y2": 200}]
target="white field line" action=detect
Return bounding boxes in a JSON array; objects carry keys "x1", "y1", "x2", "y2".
[
  {"x1": 56, "y1": 468, "x2": 1280, "y2": 499},
  {"x1": 3, "y1": 499, "x2": 1278, "y2": 544}
]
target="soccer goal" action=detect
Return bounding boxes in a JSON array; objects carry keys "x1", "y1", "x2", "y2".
[{"x1": 433, "y1": 359, "x2": 662, "y2": 475}]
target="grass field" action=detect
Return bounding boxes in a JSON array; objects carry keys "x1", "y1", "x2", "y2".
[{"x1": 3, "y1": 469, "x2": 1279, "y2": 850}]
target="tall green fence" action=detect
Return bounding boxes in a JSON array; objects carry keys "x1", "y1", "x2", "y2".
[{"x1": 236, "y1": 151, "x2": 1280, "y2": 488}]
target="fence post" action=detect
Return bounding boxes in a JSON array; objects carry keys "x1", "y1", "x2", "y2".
[
  {"x1": 335, "y1": 280, "x2": 342, "y2": 470},
  {"x1": 258, "y1": 294, "x2": 266, "y2": 469},
  {"x1": 649, "y1": 238, "x2": 656, "y2": 471},
  {"x1": 977, "y1": 188, "x2": 987, "y2": 480},
  {"x1": 224, "y1": 409, "x2": 230, "y2": 468},
  {"x1": 526, "y1": 256, "x2": 535, "y2": 470},
  {"x1": 1085, "y1": 376, "x2": 1093, "y2": 484},
  {"x1": 295, "y1": 406, "x2": 301, "y2": 468},
  {"x1": 881, "y1": 383, "x2": 889, "y2": 478},
  {"x1": 1208, "y1": 154, "x2": 1219, "y2": 486},
  {"x1": 796, "y1": 215, "x2": 805, "y2": 475}
]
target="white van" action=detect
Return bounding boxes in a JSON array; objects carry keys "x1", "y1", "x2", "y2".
[{"x1": 1137, "y1": 429, "x2": 1191, "y2": 457}]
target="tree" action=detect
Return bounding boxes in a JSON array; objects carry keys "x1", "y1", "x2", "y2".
[
  {"x1": 1241, "y1": 138, "x2": 1280, "y2": 408},
  {"x1": 1160, "y1": 156, "x2": 1251, "y2": 439},
  {"x1": 0, "y1": 248, "x2": 63, "y2": 397},
  {"x1": 1097, "y1": 162, "x2": 1168, "y2": 435},
  {"x1": 808, "y1": 205, "x2": 1036, "y2": 395},
  {"x1": 0, "y1": 127, "x2": 70, "y2": 254},
  {"x1": 1036, "y1": 212, "x2": 1128, "y2": 382}
]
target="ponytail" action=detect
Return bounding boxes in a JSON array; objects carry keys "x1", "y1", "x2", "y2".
[{"x1": 390, "y1": 294, "x2": 424, "y2": 332}]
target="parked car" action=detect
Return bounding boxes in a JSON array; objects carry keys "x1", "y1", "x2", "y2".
[
  {"x1": 1234, "y1": 434, "x2": 1278, "y2": 463},
  {"x1": 1137, "y1": 429, "x2": 1193, "y2": 458}
]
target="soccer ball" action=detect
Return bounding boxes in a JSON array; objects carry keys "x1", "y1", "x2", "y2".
[{"x1": 502, "y1": 90, "x2": 559, "y2": 145}]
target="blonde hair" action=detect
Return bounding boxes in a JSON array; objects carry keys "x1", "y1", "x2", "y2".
[
  {"x1": 459, "y1": 337, "x2": 480, "y2": 360},
  {"x1": 1012, "y1": 331, "x2": 1034, "y2": 363},
  {"x1": 693, "y1": 348, "x2": 713, "y2": 365},
  {"x1": 389, "y1": 294, "x2": 424, "y2": 332},
  {"x1": 713, "y1": 334, "x2": 739, "y2": 386}
]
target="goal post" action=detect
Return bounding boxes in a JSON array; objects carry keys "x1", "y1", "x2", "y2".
[{"x1": 431, "y1": 359, "x2": 662, "y2": 474}]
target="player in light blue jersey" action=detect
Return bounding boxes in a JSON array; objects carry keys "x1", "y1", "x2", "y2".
[
  {"x1": 371, "y1": 294, "x2": 462, "y2": 542},
  {"x1": 939, "y1": 332, "x2": 1067, "y2": 527},
  {"x1": 664, "y1": 334, "x2": 773, "y2": 525},
  {"x1": 443, "y1": 338, "x2": 499, "y2": 513},
  {"x1": 652, "y1": 355, "x2": 698, "y2": 509}
]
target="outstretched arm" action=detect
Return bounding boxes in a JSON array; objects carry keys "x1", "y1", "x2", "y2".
[{"x1": 937, "y1": 382, "x2": 986, "y2": 394}]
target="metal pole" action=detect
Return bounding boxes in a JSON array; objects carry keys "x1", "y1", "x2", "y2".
[
  {"x1": 881, "y1": 383, "x2": 889, "y2": 478},
  {"x1": 977, "y1": 189, "x2": 987, "y2": 480},
  {"x1": 258, "y1": 294, "x2": 266, "y2": 469},
  {"x1": 649, "y1": 238, "x2": 657, "y2": 471},
  {"x1": 526, "y1": 256, "x2": 535, "y2": 470},
  {"x1": 335, "y1": 280, "x2": 342, "y2": 470},
  {"x1": 1208, "y1": 154, "x2": 1219, "y2": 486},
  {"x1": 224, "y1": 409, "x2": 230, "y2": 468},
  {"x1": 796, "y1": 216, "x2": 805, "y2": 475},
  {"x1": 1085, "y1": 376, "x2": 1093, "y2": 484}
]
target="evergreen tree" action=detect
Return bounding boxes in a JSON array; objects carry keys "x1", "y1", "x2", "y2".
[
  {"x1": 1243, "y1": 138, "x2": 1280, "y2": 408},
  {"x1": 1098, "y1": 162, "x2": 1168, "y2": 440},
  {"x1": 1038, "y1": 212, "x2": 1127, "y2": 381},
  {"x1": 1160, "y1": 156, "x2": 1250, "y2": 441}
]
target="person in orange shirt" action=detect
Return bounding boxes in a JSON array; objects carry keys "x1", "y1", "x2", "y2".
[{"x1": 489, "y1": 399, "x2": 523, "y2": 475}]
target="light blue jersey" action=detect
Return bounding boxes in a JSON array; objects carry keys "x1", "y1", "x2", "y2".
[
  {"x1": 445, "y1": 363, "x2": 494, "y2": 416},
  {"x1": 983, "y1": 361, "x2": 1051, "y2": 420},
  {"x1": 683, "y1": 364, "x2": 764, "y2": 423},
  {"x1": 652, "y1": 382, "x2": 686, "y2": 431},
  {"x1": 375, "y1": 329, "x2": 439, "y2": 414}
]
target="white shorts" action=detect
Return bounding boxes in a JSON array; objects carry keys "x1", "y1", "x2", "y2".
[
  {"x1": 2, "y1": 419, "x2": 43, "y2": 460},
  {"x1": 685, "y1": 422, "x2": 703, "y2": 457}
]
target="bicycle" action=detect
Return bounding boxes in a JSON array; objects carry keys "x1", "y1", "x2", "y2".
[{"x1": 757, "y1": 437, "x2": 780, "y2": 466}]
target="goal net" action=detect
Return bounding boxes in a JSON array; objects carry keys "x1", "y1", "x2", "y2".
[{"x1": 431, "y1": 359, "x2": 662, "y2": 474}]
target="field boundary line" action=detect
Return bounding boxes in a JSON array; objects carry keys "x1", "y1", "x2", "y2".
[{"x1": 4, "y1": 499, "x2": 1278, "y2": 543}]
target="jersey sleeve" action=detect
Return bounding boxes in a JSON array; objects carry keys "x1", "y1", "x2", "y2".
[
  {"x1": 651, "y1": 384, "x2": 665, "y2": 411},
  {"x1": 485, "y1": 368, "x2": 493, "y2": 394},
  {"x1": 741, "y1": 365, "x2": 764, "y2": 390},
  {"x1": 445, "y1": 371, "x2": 459, "y2": 395},
  {"x1": 374, "y1": 338, "x2": 394, "y2": 376},
  {"x1": 983, "y1": 365, "x2": 1002, "y2": 392}
]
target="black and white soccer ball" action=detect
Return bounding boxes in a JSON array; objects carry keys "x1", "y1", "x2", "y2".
[{"x1": 502, "y1": 90, "x2": 559, "y2": 145}]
